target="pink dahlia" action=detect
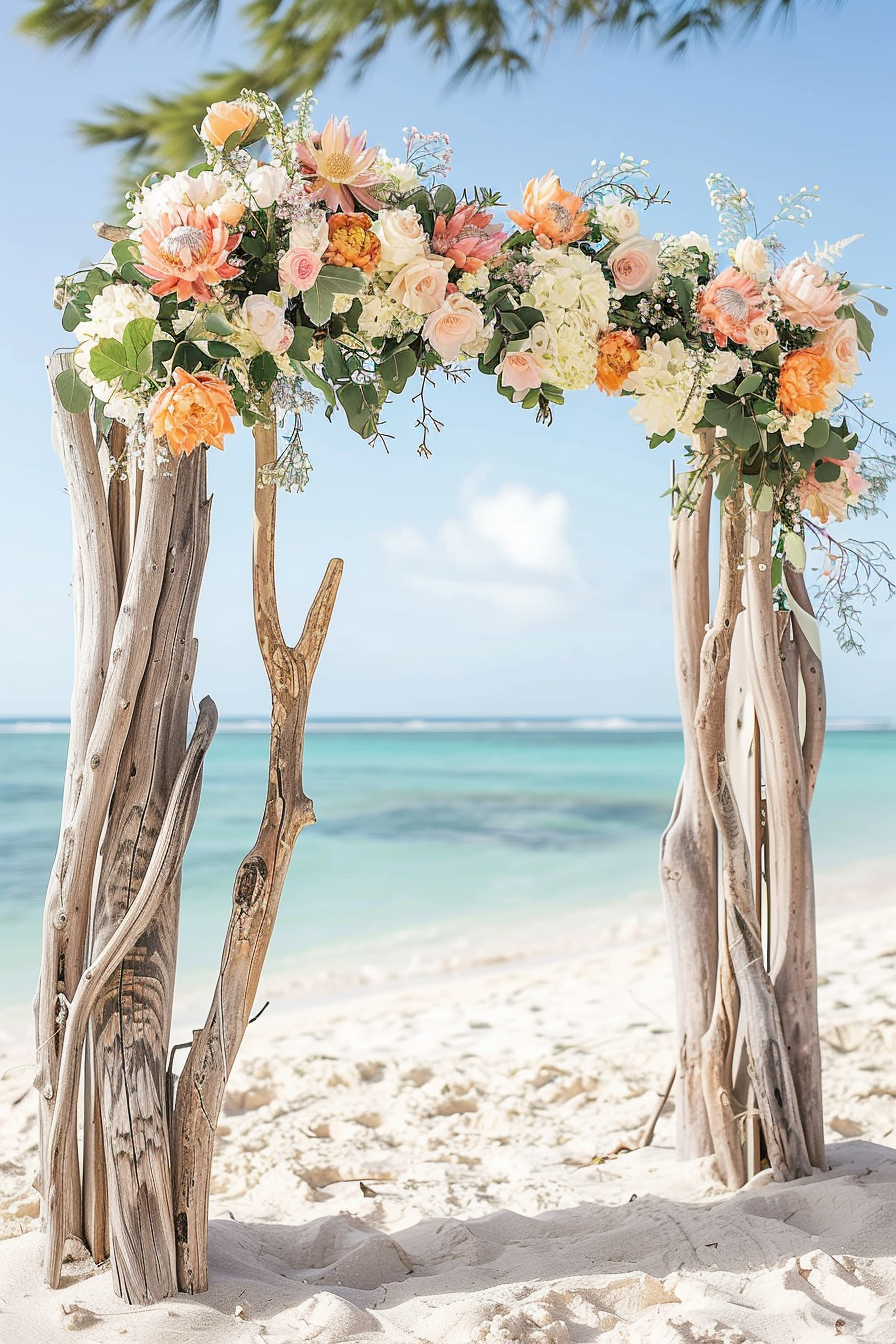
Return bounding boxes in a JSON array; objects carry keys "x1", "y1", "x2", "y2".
[
  {"x1": 430, "y1": 202, "x2": 507, "y2": 273},
  {"x1": 137, "y1": 206, "x2": 241, "y2": 302},
  {"x1": 696, "y1": 267, "x2": 767, "y2": 347},
  {"x1": 774, "y1": 257, "x2": 843, "y2": 332},
  {"x1": 295, "y1": 116, "x2": 385, "y2": 213}
]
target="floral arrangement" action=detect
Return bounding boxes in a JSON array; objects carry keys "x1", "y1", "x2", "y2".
[{"x1": 54, "y1": 91, "x2": 892, "y2": 644}]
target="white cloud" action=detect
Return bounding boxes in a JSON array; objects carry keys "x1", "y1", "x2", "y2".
[{"x1": 380, "y1": 482, "x2": 584, "y2": 621}]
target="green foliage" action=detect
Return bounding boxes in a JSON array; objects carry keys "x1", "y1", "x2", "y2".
[
  {"x1": 55, "y1": 367, "x2": 91, "y2": 414},
  {"x1": 302, "y1": 266, "x2": 366, "y2": 327}
]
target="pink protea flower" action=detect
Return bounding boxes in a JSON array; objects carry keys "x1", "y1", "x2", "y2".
[
  {"x1": 774, "y1": 257, "x2": 843, "y2": 331},
  {"x1": 295, "y1": 116, "x2": 385, "y2": 213},
  {"x1": 696, "y1": 267, "x2": 767, "y2": 347},
  {"x1": 137, "y1": 206, "x2": 241, "y2": 302},
  {"x1": 430, "y1": 202, "x2": 507, "y2": 273}
]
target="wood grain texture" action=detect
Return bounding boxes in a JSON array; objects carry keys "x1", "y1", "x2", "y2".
[
  {"x1": 91, "y1": 451, "x2": 211, "y2": 1303},
  {"x1": 784, "y1": 561, "x2": 826, "y2": 806},
  {"x1": 43, "y1": 700, "x2": 218, "y2": 1289},
  {"x1": 659, "y1": 462, "x2": 717, "y2": 1159},
  {"x1": 170, "y1": 424, "x2": 342, "y2": 1294},
  {"x1": 744, "y1": 509, "x2": 826, "y2": 1170}
]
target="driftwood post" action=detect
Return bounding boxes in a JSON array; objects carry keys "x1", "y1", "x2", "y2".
[
  {"x1": 36, "y1": 369, "x2": 341, "y2": 1302},
  {"x1": 662, "y1": 428, "x2": 827, "y2": 1185}
]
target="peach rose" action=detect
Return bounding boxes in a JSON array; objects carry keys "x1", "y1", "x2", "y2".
[
  {"x1": 422, "y1": 293, "x2": 485, "y2": 360},
  {"x1": 774, "y1": 258, "x2": 842, "y2": 331},
  {"x1": 386, "y1": 255, "x2": 452, "y2": 315},
  {"x1": 821, "y1": 316, "x2": 860, "y2": 383},
  {"x1": 745, "y1": 317, "x2": 778, "y2": 351},
  {"x1": 200, "y1": 100, "x2": 260, "y2": 148},
  {"x1": 776, "y1": 345, "x2": 837, "y2": 418},
  {"x1": 496, "y1": 350, "x2": 544, "y2": 397},
  {"x1": 148, "y1": 369, "x2": 236, "y2": 457},
  {"x1": 323, "y1": 212, "x2": 381, "y2": 273},
  {"x1": 595, "y1": 329, "x2": 641, "y2": 395},
  {"x1": 608, "y1": 236, "x2": 661, "y2": 296},
  {"x1": 279, "y1": 247, "x2": 323, "y2": 297}
]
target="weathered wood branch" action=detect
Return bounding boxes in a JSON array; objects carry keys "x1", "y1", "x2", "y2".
[
  {"x1": 659, "y1": 462, "x2": 717, "y2": 1158},
  {"x1": 43, "y1": 699, "x2": 218, "y2": 1289},
  {"x1": 91, "y1": 450, "x2": 211, "y2": 1303},
  {"x1": 743, "y1": 509, "x2": 826, "y2": 1169},
  {"x1": 784, "y1": 561, "x2": 826, "y2": 806},
  {"x1": 170, "y1": 423, "x2": 343, "y2": 1294},
  {"x1": 93, "y1": 222, "x2": 132, "y2": 243}
]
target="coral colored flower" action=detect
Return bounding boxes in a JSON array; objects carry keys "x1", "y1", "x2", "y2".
[
  {"x1": 295, "y1": 116, "x2": 385, "y2": 213},
  {"x1": 774, "y1": 257, "x2": 843, "y2": 331},
  {"x1": 323, "y1": 212, "x2": 381, "y2": 274},
  {"x1": 430, "y1": 202, "x2": 507, "y2": 273},
  {"x1": 148, "y1": 369, "x2": 236, "y2": 457},
  {"x1": 696, "y1": 267, "x2": 766, "y2": 347},
  {"x1": 496, "y1": 350, "x2": 544, "y2": 399},
  {"x1": 200, "y1": 101, "x2": 259, "y2": 148},
  {"x1": 777, "y1": 345, "x2": 838, "y2": 417},
  {"x1": 799, "y1": 451, "x2": 868, "y2": 524},
  {"x1": 137, "y1": 206, "x2": 241, "y2": 302},
  {"x1": 507, "y1": 172, "x2": 589, "y2": 249},
  {"x1": 595, "y1": 329, "x2": 641, "y2": 395}
]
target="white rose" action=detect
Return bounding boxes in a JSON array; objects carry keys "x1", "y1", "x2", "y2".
[
  {"x1": 386, "y1": 255, "x2": 452, "y2": 315},
  {"x1": 745, "y1": 317, "x2": 778, "y2": 351},
  {"x1": 130, "y1": 170, "x2": 246, "y2": 228},
  {"x1": 422, "y1": 293, "x2": 485, "y2": 361},
  {"x1": 709, "y1": 350, "x2": 742, "y2": 386},
  {"x1": 385, "y1": 157, "x2": 423, "y2": 192},
  {"x1": 289, "y1": 210, "x2": 329, "y2": 258},
  {"x1": 105, "y1": 391, "x2": 143, "y2": 428},
  {"x1": 241, "y1": 293, "x2": 290, "y2": 353},
  {"x1": 597, "y1": 200, "x2": 641, "y2": 241},
  {"x1": 678, "y1": 231, "x2": 714, "y2": 257},
  {"x1": 732, "y1": 237, "x2": 771, "y2": 284},
  {"x1": 245, "y1": 163, "x2": 289, "y2": 209},
  {"x1": 608, "y1": 235, "x2": 661, "y2": 296},
  {"x1": 373, "y1": 207, "x2": 428, "y2": 270}
]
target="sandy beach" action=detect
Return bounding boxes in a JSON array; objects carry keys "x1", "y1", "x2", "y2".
[{"x1": 1, "y1": 857, "x2": 894, "y2": 1343}]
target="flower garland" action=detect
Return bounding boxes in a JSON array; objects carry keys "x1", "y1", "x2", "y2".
[{"x1": 54, "y1": 92, "x2": 893, "y2": 641}]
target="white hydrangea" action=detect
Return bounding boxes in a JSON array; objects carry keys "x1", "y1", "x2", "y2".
[
  {"x1": 357, "y1": 287, "x2": 425, "y2": 342},
  {"x1": 73, "y1": 284, "x2": 160, "y2": 402},
  {"x1": 525, "y1": 248, "x2": 611, "y2": 332},
  {"x1": 129, "y1": 169, "x2": 247, "y2": 229},
  {"x1": 624, "y1": 336, "x2": 709, "y2": 436},
  {"x1": 536, "y1": 312, "x2": 604, "y2": 391}
]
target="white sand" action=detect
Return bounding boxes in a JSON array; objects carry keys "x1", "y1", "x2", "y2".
[{"x1": 1, "y1": 858, "x2": 895, "y2": 1342}]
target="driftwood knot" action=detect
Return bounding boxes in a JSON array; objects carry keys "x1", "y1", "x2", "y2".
[{"x1": 235, "y1": 857, "x2": 267, "y2": 910}]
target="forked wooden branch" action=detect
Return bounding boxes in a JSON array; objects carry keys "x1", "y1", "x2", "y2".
[
  {"x1": 744, "y1": 509, "x2": 825, "y2": 1169},
  {"x1": 659, "y1": 463, "x2": 717, "y2": 1158},
  {"x1": 170, "y1": 423, "x2": 342, "y2": 1294},
  {"x1": 43, "y1": 699, "x2": 219, "y2": 1288}
]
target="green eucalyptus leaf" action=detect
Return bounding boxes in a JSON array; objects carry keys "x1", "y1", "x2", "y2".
[
  {"x1": 735, "y1": 372, "x2": 763, "y2": 397},
  {"x1": 55, "y1": 368, "x2": 92, "y2": 415},
  {"x1": 206, "y1": 340, "x2": 241, "y2": 358},
  {"x1": 701, "y1": 398, "x2": 731, "y2": 428},
  {"x1": 119, "y1": 262, "x2": 152, "y2": 287},
  {"x1": 323, "y1": 338, "x2": 349, "y2": 381},
  {"x1": 250, "y1": 352, "x2": 278, "y2": 391},
  {"x1": 813, "y1": 461, "x2": 841, "y2": 483},
  {"x1": 433, "y1": 185, "x2": 457, "y2": 215},
  {"x1": 299, "y1": 362, "x2": 337, "y2": 407},
  {"x1": 851, "y1": 305, "x2": 874, "y2": 354},
  {"x1": 803, "y1": 417, "x2": 831, "y2": 449},
  {"x1": 111, "y1": 237, "x2": 140, "y2": 268},
  {"x1": 239, "y1": 233, "x2": 268, "y2": 258},
  {"x1": 302, "y1": 266, "x2": 366, "y2": 327},
  {"x1": 287, "y1": 325, "x2": 315, "y2": 362},
  {"x1": 204, "y1": 310, "x2": 235, "y2": 336}
]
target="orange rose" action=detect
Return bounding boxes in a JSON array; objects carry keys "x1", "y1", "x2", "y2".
[
  {"x1": 148, "y1": 369, "x2": 236, "y2": 457},
  {"x1": 595, "y1": 330, "x2": 641, "y2": 395},
  {"x1": 200, "y1": 100, "x2": 260, "y2": 148},
  {"x1": 776, "y1": 345, "x2": 837, "y2": 418},
  {"x1": 323, "y1": 212, "x2": 381, "y2": 274}
]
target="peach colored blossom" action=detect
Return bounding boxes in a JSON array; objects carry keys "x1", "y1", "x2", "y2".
[
  {"x1": 295, "y1": 116, "x2": 384, "y2": 213},
  {"x1": 323, "y1": 212, "x2": 381, "y2": 273},
  {"x1": 200, "y1": 101, "x2": 259, "y2": 148},
  {"x1": 430, "y1": 202, "x2": 507, "y2": 273},
  {"x1": 821, "y1": 316, "x2": 861, "y2": 383},
  {"x1": 608, "y1": 236, "x2": 661, "y2": 297},
  {"x1": 137, "y1": 206, "x2": 241, "y2": 302},
  {"x1": 148, "y1": 369, "x2": 236, "y2": 457},
  {"x1": 506, "y1": 172, "x2": 589, "y2": 249},
  {"x1": 497, "y1": 350, "x2": 544, "y2": 396},
  {"x1": 422, "y1": 293, "x2": 485, "y2": 360},
  {"x1": 595, "y1": 329, "x2": 641, "y2": 395},
  {"x1": 774, "y1": 257, "x2": 843, "y2": 331},
  {"x1": 696, "y1": 267, "x2": 766, "y2": 347},
  {"x1": 777, "y1": 345, "x2": 838, "y2": 417},
  {"x1": 798, "y1": 451, "x2": 868, "y2": 524},
  {"x1": 279, "y1": 247, "x2": 323, "y2": 296},
  {"x1": 386, "y1": 255, "x2": 452, "y2": 315}
]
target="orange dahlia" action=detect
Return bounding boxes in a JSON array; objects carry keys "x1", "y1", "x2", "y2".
[
  {"x1": 595, "y1": 330, "x2": 641, "y2": 395},
  {"x1": 323, "y1": 212, "x2": 381, "y2": 273},
  {"x1": 696, "y1": 268, "x2": 766, "y2": 347},
  {"x1": 507, "y1": 172, "x2": 589, "y2": 249},
  {"x1": 137, "y1": 206, "x2": 242, "y2": 303},
  {"x1": 776, "y1": 345, "x2": 837, "y2": 418},
  {"x1": 148, "y1": 369, "x2": 236, "y2": 457}
]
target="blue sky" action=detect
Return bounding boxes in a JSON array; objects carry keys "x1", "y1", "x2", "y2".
[{"x1": 1, "y1": 0, "x2": 894, "y2": 718}]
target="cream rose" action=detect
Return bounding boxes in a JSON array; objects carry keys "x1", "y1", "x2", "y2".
[
  {"x1": 289, "y1": 211, "x2": 329, "y2": 258},
  {"x1": 279, "y1": 247, "x2": 322, "y2": 296},
  {"x1": 678, "y1": 231, "x2": 714, "y2": 257},
  {"x1": 422, "y1": 293, "x2": 485, "y2": 360},
  {"x1": 608, "y1": 235, "x2": 661, "y2": 296},
  {"x1": 245, "y1": 163, "x2": 288, "y2": 210},
  {"x1": 745, "y1": 317, "x2": 778, "y2": 351},
  {"x1": 386, "y1": 255, "x2": 452, "y2": 315},
  {"x1": 241, "y1": 293, "x2": 290, "y2": 352},
  {"x1": 597, "y1": 201, "x2": 640, "y2": 241},
  {"x1": 373, "y1": 207, "x2": 427, "y2": 270},
  {"x1": 822, "y1": 316, "x2": 860, "y2": 382},
  {"x1": 733, "y1": 237, "x2": 771, "y2": 284},
  {"x1": 496, "y1": 350, "x2": 544, "y2": 399}
]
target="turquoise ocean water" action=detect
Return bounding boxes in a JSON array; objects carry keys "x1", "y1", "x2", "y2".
[{"x1": 1, "y1": 722, "x2": 894, "y2": 1007}]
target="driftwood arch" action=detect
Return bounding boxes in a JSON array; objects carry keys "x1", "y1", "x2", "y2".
[{"x1": 36, "y1": 366, "x2": 828, "y2": 1305}]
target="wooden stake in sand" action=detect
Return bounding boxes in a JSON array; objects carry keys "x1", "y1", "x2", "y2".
[{"x1": 36, "y1": 368, "x2": 341, "y2": 1303}]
